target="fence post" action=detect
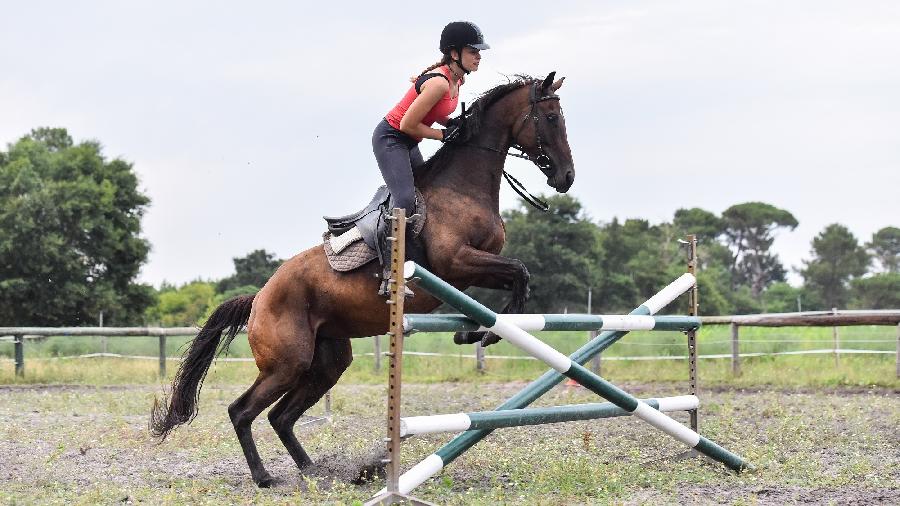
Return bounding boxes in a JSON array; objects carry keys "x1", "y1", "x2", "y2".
[
  {"x1": 99, "y1": 311, "x2": 106, "y2": 355},
  {"x1": 158, "y1": 334, "x2": 167, "y2": 378},
  {"x1": 14, "y1": 334, "x2": 24, "y2": 377},
  {"x1": 730, "y1": 323, "x2": 740, "y2": 376},
  {"x1": 476, "y1": 343, "x2": 485, "y2": 372},
  {"x1": 832, "y1": 307, "x2": 840, "y2": 367},
  {"x1": 374, "y1": 335, "x2": 382, "y2": 372},
  {"x1": 895, "y1": 322, "x2": 899, "y2": 379}
]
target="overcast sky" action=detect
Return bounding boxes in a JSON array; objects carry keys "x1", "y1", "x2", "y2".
[{"x1": 3, "y1": 1, "x2": 898, "y2": 287}]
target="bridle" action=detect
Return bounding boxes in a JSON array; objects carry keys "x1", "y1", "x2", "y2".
[
  {"x1": 508, "y1": 82, "x2": 561, "y2": 172},
  {"x1": 461, "y1": 81, "x2": 562, "y2": 212}
]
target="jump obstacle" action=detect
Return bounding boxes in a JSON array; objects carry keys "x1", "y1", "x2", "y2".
[{"x1": 366, "y1": 209, "x2": 750, "y2": 505}]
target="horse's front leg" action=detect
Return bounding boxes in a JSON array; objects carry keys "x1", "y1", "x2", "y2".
[{"x1": 444, "y1": 246, "x2": 530, "y2": 347}]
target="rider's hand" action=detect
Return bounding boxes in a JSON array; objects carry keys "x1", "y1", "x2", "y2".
[{"x1": 441, "y1": 123, "x2": 462, "y2": 143}]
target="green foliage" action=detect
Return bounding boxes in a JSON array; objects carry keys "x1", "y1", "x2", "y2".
[
  {"x1": 673, "y1": 207, "x2": 725, "y2": 242},
  {"x1": 801, "y1": 223, "x2": 870, "y2": 309},
  {"x1": 498, "y1": 195, "x2": 604, "y2": 313},
  {"x1": 850, "y1": 273, "x2": 900, "y2": 309},
  {"x1": 144, "y1": 281, "x2": 216, "y2": 326},
  {"x1": 760, "y1": 282, "x2": 803, "y2": 313},
  {"x1": 695, "y1": 267, "x2": 736, "y2": 316},
  {"x1": 492, "y1": 197, "x2": 807, "y2": 316},
  {"x1": 0, "y1": 128, "x2": 152, "y2": 325},
  {"x1": 202, "y1": 285, "x2": 259, "y2": 322},
  {"x1": 866, "y1": 226, "x2": 900, "y2": 273},
  {"x1": 721, "y1": 202, "x2": 798, "y2": 298},
  {"x1": 216, "y1": 249, "x2": 282, "y2": 292}
]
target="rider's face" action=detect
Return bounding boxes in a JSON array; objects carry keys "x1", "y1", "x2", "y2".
[{"x1": 461, "y1": 47, "x2": 481, "y2": 71}]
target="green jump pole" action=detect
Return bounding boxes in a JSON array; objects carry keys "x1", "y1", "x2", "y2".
[
  {"x1": 400, "y1": 395, "x2": 699, "y2": 436},
  {"x1": 404, "y1": 314, "x2": 700, "y2": 333}
]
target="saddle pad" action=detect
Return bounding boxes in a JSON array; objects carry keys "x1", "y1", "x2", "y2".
[{"x1": 323, "y1": 231, "x2": 377, "y2": 272}]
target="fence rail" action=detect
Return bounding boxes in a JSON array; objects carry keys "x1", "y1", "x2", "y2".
[
  {"x1": 701, "y1": 310, "x2": 900, "y2": 327},
  {"x1": 0, "y1": 326, "x2": 201, "y2": 377}
]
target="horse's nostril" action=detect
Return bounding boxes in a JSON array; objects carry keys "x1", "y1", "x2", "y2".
[{"x1": 565, "y1": 170, "x2": 574, "y2": 187}]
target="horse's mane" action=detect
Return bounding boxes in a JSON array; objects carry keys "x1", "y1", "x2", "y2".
[{"x1": 418, "y1": 75, "x2": 536, "y2": 173}]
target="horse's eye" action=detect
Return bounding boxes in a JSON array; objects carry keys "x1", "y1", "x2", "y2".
[{"x1": 547, "y1": 113, "x2": 558, "y2": 122}]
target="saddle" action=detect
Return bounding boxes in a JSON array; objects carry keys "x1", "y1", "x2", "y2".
[{"x1": 322, "y1": 186, "x2": 427, "y2": 291}]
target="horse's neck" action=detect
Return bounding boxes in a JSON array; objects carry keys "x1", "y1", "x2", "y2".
[{"x1": 423, "y1": 146, "x2": 507, "y2": 213}]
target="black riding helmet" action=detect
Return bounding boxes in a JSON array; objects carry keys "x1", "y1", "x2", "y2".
[{"x1": 439, "y1": 21, "x2": 489, "y2": 73}]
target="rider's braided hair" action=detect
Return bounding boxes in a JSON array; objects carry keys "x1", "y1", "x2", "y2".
[{"x1": 418, "y1": 54, "x2": 453, "y2": 77}]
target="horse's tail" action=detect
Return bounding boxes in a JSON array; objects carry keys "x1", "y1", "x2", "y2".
[{"x1": 150, "y1": 294, "x2": 255, "y2": 440}]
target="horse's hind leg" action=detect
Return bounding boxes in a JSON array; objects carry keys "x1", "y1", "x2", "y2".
[
  {"x1": 228, "y1": 371, "x2": 298, "y2": 487},
  {"x1": 267, "y1": 337, "x2": 353, "y2": 472},
  {"x1": 229, "y1": 315, "x2": 315, "y2": 487}
]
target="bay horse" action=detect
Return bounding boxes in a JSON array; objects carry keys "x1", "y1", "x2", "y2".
[{"x1": 151, "y1": 73, "x2": 575, "y2": 487}]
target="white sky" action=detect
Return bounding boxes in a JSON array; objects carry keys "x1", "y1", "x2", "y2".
[{"x1": 3, "y1": 1, "x2": 898, "y2": 286}]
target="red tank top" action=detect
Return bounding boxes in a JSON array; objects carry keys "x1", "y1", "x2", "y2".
[{"x1": 385, "y1": 66, "x2": 460, "y2": 142}]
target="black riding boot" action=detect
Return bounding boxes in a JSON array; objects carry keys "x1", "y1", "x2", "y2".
[{"x1": 377, "y1": 228, "x2": 422, "y2": 298}]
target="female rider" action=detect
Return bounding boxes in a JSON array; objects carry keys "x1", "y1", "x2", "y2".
[
  {"x1": 374, "y1": 21, "x2": 489, "y2": 219},
  {"x1": 372, "y1": 21, "x2": 488, "y2": 294}
]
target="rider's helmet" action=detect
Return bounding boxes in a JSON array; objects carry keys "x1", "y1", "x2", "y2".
[{"x1": 439, "y1": 22, "x2": 489, "y2": 73}]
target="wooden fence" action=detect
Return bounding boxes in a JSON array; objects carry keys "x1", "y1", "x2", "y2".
[
  {"x1": 699, "y1": 309, "x2": 900, "y2": 377},
  {"x1": 0, "y1": 326, "x2": 197, "y2": 377}
]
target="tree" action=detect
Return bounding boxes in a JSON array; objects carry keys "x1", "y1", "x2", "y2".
[
  {"x1": 0, "y1": 128, "x2": 152, "y2": 325},
  {"x1": 216, "y1": 249, "x2": 283, "y2": 293},
  {"x1": 867, "y1": 226, "x2": 900, "y2": 273},
  {"x1": 495, "y1": 195, "x2": 604, "y2": 313},
  {"x1": 721, "y1": 202, "x2": 798, "y2": 298},
  {"x1": 760, "y1": 282, "x2": 803, "y2": 313},
  {"x1": 145, "y1": 281, "x2": 216, "y2": 326},
  {"x1": 850, "y1": 273, "x2": 900, "y2": 309},
  {"x1": 800, "y1": 224, "x2": 870, "y2": 309},
  {"x1": 673, "y1": 207, "x2": 725, "y2": 243}
]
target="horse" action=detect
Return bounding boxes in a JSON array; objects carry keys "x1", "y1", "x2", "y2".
[{"x1": 150, "y1": 72, "x2": 575, "y2": 487}]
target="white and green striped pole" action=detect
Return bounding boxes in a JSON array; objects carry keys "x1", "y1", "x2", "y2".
[
  {"x1": 404, "y1": 314, "x2": 700, "y2": 333},
  {"x1": 381, "y1": 269, "x2": 702, "y2": 495},
  {"x1": 403, "y1": 261, "x2": 750, "y2": 474},
  {"x1": 400, "y1": 395, "x2": 699, "y2": 436}
]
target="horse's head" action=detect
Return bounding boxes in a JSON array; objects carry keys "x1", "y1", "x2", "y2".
[{"x1": 509, "y1": 72, "x2": 575, "y2": 193}]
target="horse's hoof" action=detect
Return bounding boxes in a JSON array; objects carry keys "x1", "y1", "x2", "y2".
[
  {"x1": 480, "y1": 332, "x2": 501, "y2": 347},
  {"x1": 454, "y1": 331, "x2": 483, "y2": 345},
  {"x1": 255, "y1": 474, "x2": 277, "y2": 488}
]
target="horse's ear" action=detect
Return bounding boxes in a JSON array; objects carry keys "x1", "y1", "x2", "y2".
[
  {"x1": 541, "y1": 71, "x2": 557, "y2": 92},
  {"x1": 551, "y1": 76, "x2": 565, "y2": 92}
]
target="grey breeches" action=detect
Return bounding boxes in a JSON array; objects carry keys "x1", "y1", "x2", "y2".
[{"x1": 372, "y1": 119, "x2": 425, "y2": 215}]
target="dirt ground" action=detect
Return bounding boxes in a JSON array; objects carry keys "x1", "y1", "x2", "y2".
[{"x1": 1, "y1": 382, "x2": 898, "y2": 505}]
